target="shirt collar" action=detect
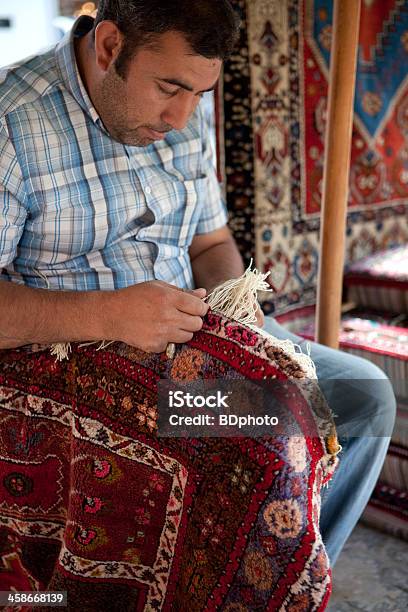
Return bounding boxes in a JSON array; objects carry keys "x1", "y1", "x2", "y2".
[{"x1": 55, "y1": 15, "x2": 102, "y2": 127}]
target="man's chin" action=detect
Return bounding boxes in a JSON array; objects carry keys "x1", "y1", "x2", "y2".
[
  {"x1": 105, "y1": 123, "x2": 168, "y2": 147},
  {"x1": 125, "y1": 137, "x2": 154, "y2": 147},
  {"x1": 110, "y1": 130, "x2": 153, "y2": 148}
]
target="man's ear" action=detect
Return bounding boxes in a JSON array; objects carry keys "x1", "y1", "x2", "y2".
[{"x1": 94, "y1": 20, "x2": 124, "y2": 72}]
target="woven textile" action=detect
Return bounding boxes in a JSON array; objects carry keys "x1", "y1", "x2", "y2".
[
  {"x1": 0, "y1": 313, "x2": 338, "y2": 611},
  {"x1": 298, "y1": 315, "x2": 408, "y2": 400},
  {"x1": 221, "y1": 0, "x2": 408, "y2": 315},
  {"x1": 363, "y1": 481, "x2": 408, "y2": 543},
  {"x1": 344, "y1": 244, "x2": 408, "y2": 313},
  {"x1": 362, "y1": 399, "x2": 408, "y2": 541}
]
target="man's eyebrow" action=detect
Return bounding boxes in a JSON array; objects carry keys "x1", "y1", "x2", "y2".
[{"x1": 159, "y1": 78, "x2": 218, "y2": 94}]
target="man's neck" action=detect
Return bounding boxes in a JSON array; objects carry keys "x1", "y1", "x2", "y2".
[{"x1": 74, "y1": 32, "x2": 96, "y2": 102}]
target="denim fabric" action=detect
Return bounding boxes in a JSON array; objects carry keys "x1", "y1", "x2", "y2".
[{"x1": 264, "y1": 316, "x2": 396, "y2": 566}]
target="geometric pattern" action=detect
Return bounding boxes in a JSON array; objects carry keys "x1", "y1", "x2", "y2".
[
  {"x1": 0, "y1": 313, "x2": 339, "y2": 610},
  {"x1": 222, "y1": 0, "x2": 408, "y2": 315}
]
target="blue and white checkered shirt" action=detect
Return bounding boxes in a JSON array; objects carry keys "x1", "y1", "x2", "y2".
[{"x1": 0, "y1": 17, "x2": 227, "y2": 291}]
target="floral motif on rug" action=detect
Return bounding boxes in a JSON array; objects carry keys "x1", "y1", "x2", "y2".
[{"x1": 0, "y1": 313, "x2": 338, "y2": 611}]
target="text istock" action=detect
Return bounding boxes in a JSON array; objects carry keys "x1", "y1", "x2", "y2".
[{"x1": 168, "y1": 390, "x2": 231, "y2": 409}]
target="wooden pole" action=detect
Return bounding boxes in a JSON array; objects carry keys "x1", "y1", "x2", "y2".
[{"x1": 316, "y1": 0, "x2": 361, "y2": 348}]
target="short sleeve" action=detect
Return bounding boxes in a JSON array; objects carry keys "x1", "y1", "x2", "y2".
[
  {"x1": 195, "y1": 103, "x2": 228, "y2": 235},
  {"x1": 0, "y1": 120, "x2": 27, "y2": 268}
]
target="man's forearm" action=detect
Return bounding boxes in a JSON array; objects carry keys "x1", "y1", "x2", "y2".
[
  {"x1": 0, "y1": 282, "x2": 109, "y2": 349},
  {"x1": 190, "y1": 236, "x2": 245, "y2": 292}
]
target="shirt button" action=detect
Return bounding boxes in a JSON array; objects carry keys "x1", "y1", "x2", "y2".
[{"x1": 145, "y1": 186, "x2": 152, "y2": 195}]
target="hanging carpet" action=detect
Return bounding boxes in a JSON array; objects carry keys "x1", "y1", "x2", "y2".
[{"x1": 220, "y1": 0, "x2": 408, "y2": 315}]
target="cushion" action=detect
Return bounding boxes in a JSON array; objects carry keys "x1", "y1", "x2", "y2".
[
  {"x1": 299, "y1": 315, "x2": 408, "y2": 401},
  {"x1": 344, "y1": 245, "x2": 408, "y2": 313}
]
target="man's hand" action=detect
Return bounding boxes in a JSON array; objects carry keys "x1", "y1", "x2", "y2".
[
  {"x1": 107, "y1": 281, "x2": 209, "y2": 353},
  {"x1": 254, "y1": 303, "x2": 265, "y2": 328}
]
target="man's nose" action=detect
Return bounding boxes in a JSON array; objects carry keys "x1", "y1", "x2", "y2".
[{"x1": 161, "y1": 93, "x2": 197, "y2": 131}]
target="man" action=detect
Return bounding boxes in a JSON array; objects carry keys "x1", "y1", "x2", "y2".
[
  {"x1": 0, "y1": 0, "x2": 247, "y2": 353},
  {"x1": 0, "y1": 0, "x2": 395, "y2": 570}
]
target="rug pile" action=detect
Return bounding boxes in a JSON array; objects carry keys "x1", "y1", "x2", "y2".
[{"x1": 0, "y1": 313, "x2": 338, "y2": 610}]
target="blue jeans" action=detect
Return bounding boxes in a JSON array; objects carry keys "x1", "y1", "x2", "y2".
[{"x1": 263, "y1": 316, "x2": 396, "y2": 566}]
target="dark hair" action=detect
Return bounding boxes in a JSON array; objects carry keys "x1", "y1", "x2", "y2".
[{"x1": 93, "y1": 0, "x2": 240, "y2": 78}]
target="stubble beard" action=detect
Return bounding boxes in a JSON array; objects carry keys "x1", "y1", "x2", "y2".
[{"x1": 95, "y1": 68, "x2": 153, "y2": 147}]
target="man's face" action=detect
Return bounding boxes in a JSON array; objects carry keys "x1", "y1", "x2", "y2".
[{"x1": 93, "y1": 30, "x2": 222, "y2": 147}]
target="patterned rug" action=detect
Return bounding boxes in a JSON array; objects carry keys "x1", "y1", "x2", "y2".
[
  {"x1": 363, "y1": 480, "x2": 408, "y2": 543},
  {"x1": 221, "y1": 0, "x2": 408, "y2": 315},
  {"x1": 0, "y1": 313, "x2": 339, "y2": 611}
]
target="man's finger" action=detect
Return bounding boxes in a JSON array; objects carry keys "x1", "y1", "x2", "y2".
[
  {"x1": 173, "y1": 286, "x2": 206, "y2": 297},
  {"x1": 189, "y1": 287, "x2": 207, "y2": 298},
  {"x1": 255, "y1": 306, "x2": 265, "y2": 328},
  {"x1": 177, "y1": 293, "x2": 209, "y2": 317},
  {"x1": 177, "y1": 313, "x2": 205, "y2": 333}
]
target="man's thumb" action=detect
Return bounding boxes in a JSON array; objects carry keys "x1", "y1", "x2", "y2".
[{"x1": 190, "y1": 287, "x2": 207, "y2": 298}]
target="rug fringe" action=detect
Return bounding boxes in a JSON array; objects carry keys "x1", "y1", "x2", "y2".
[{"x1": 48, "y1": 262, "x2": 315, "y2": 379}]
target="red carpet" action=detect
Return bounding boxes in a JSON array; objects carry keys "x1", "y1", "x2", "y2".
[{"x1": 0, "y1": 313, "x2": 338, "y2": 610}]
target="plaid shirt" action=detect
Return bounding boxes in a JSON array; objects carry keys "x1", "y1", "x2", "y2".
[{"x1": 0, "y1": 17, "x2": 227, "y2": 291}]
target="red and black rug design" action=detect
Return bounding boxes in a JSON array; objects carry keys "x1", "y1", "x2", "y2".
[{"x1": 0, "y1": 313, "x2": 338, "y2": 611}]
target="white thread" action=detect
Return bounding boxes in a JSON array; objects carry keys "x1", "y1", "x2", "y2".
[
  {"x1": 205, "y1": 259, "x2": 272, "y2": 325},
  {"x1": 50, "y1": 342, "x2": 72, "y2": 361},
  {"x1": 205, "y1": 261, "x2": 318, "y2": 378},
  {"x1": 246, "y1": 323, "x2": 318, "y2": 379},
  {"x1": 78, "y1": 340, "x2": 116, "y2": 351}
]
